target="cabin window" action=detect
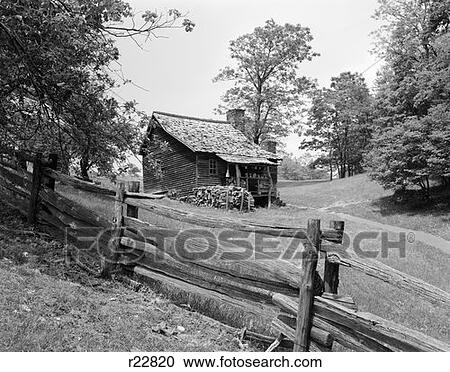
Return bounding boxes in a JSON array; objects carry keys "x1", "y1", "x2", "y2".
[{"x1": 209, "y1": 158, "x2": 217, "y2": 175}]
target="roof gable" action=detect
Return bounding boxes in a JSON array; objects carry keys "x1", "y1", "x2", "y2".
[{"x1": 152, "y1": 112, "x2": 280, "y2": 163}]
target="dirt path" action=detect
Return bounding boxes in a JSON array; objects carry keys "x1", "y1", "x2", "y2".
[{"x1": 325, "y1": 211, "x2": 450, "y2": 256}]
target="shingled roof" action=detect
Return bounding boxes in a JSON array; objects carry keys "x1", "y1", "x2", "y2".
[{"x1": 152, "y1": 112, "x2": 280, "y2": 164}]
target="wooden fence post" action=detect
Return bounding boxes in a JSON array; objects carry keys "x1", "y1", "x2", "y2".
[
  {"x1": 294, "y1": 218, "x2": 321, "y2": 352},
  {"x1": 15, "y1": 151, "x2": 27, "y2": 170},
  {"x1": 100, "y1": 188, "x2": 125, "y2": 278},
  {"x1": 126, "y1": 181, "x2": 140, "y2": 218},
  {"x1": 323, "y1": 221, "x2": 344, "y2": 294},
  {"x1": 28, "y1": 153, "x2": 43, "y2": 225},
  {"x1": 44, "y1": 153, "x2": 58, "y2": 190},
  {"x1": 267, "y1": 166, "x2": 273, "y2": 209}
]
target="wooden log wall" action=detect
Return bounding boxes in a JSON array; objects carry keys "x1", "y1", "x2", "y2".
[
  {"x1": 142, "y1": 126, "x2": 197, "y2": 196},
  {"x1": 196, "y1": 153, "x2": 227, "y2": 188}
]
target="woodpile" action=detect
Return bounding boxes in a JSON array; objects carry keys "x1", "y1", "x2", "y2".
[{"x1": 180, "y1": 186, "x2": 255, "y2": 212}]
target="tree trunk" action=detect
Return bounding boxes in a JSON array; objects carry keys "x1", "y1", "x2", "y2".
[
  {"x1": 329, "y1": 161, "x2": 333, "y2": 181},
  {"x1": 348, "y1": 164, "x2": 353, "y2": 177},
  {"x1": 340, "y1": 164, "x2": 346, "y2": 179},
  {"x1": 79, "y1": 158, "x2": 91, "y2": 181},
  {"x1": 442, "y1": 177, "x2": 450, "y2": 188}
]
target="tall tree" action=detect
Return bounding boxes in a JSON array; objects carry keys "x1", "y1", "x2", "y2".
[
  {"x1": 214, "y1": 19, "x2": 317, "y2": 144},
  {"x1": 366, "y1": 0, "x2": 450, "y2": 194},
  {"x1": 0, "y1": 0, "x2": 193, "y2": 178},
  {"x1": 301, "y1": 72, "x2": 373, "y2": 179}
]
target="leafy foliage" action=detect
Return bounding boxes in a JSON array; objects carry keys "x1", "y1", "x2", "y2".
[
  {"x1": 279, "y1": 154, "x2": 327, "y2": 180},
  {"x1": 366, "y1": 0, "x2": 450, "y2": 193},
  {"x1": 301, "y1": 72, "x2": 373, "y2": 179},
  {"x1": 214, "y1": 19, "x2": 317, "y2": 144},
  {"x1": 0, "y1": 0, "x2": 193, "y2": 178}
]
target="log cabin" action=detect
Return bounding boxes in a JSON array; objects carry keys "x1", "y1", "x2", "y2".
[{"x1": 140, "y1": 111, "x2": 281, "y2": 205}]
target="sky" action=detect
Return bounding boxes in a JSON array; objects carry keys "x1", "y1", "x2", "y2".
[{"x1": 113, "y1": 0, "x2": 382, "y2": 157}]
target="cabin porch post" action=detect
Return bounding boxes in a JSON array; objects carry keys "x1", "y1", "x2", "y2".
[
  {"x1": 267, "y1": 165, "x2": 273, "y2": 208},
  {"x1": 235, "y1": 163, "x2": 241, "y2": 187}
]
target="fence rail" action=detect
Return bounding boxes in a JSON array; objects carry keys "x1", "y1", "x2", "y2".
[{"x1": 0, "y1": 151, "x2": 448, "y2": 352}]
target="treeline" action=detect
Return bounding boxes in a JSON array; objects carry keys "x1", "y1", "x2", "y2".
[
  {"x1": 279, "y1": 154, "x2": 327, "y2": 180},
  {"x1": 301, "y1": 0, "x2": 449, "y2": 195}
]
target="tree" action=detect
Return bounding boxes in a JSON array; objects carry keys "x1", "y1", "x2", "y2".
[
  {"x1": 214, "y1": 19, "x2": 317, "y2": 144},
  {"x1": 0, "y1": 0, "x2": 194, "y2": 177},
  {"x1": 366, "y1": 104, "x2": 450, "y2": 195},
  {"x1": 279, "y1": 153, "x2": 327, "y2": 180},
  {"x1": 301, "y1": 72, "x2": 374, "y2": 180},
  {"x1": 61, "y1": 94, "x2": 144, "y2": 179},
  {"x1": 366, "y1": 0, "x2": 450, "y2": 193}
]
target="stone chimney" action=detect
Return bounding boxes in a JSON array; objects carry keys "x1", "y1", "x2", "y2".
[
  {"x1": 226, "y1": 109, "x2": 246, "y2": 132},
  {"x1": 262, "y1": 140, "x2": 277, "y2": 155}
]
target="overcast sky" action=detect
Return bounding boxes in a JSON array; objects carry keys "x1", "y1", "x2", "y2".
[{"x1": 113, "y1": 0, "x2": 382, "y2": 156}]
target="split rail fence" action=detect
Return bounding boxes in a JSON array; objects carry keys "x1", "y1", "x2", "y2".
[{"x1": 0, "y1": 150, "x2": 449, "y2": 352}]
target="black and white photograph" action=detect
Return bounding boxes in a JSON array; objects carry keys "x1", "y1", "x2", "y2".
[{"x1": 0, "y1": 0, "x2": 449, "y2": 369}]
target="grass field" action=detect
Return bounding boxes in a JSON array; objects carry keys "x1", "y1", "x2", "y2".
[
  {"x1": 280, "y1": 174, "x2": 391, "y2": 209},
  {"x1": 0, "y1": 205, "x2": 254, "y2": 352},
  {"x1": 280, "y1": 174, "x2": 450, "y2": 240},
  {"x1": 329, "y1": 189, "x2": 450, "y2": 240},
  {"x1": 57, "y1": 178, "x2": 450, "y2": 344}
]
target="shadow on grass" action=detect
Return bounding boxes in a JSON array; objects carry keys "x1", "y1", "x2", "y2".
[{"x1": 370, "y1": 186, "x2": 450, "y2": 219}]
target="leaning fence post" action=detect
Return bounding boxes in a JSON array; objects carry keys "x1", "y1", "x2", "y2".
[
  {"x1": 323, "y1": 220, "x2": 344, "y2": 294},
  {"x1": 100, "y1": 188, "x2": 125, "y2": 278},
  {"x1": 28, "y1": 153, "x2": 43, "y2": 225},
  {"x1": 294, "y1": 218, "x2": 320, "y2": 352},
  {"x1": 126, "y1": 181, "x2": 140, "y2": 218}
]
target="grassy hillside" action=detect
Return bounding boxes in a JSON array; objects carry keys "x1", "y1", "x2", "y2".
[
  {"x1": 278, "y1": 173, "x2": 450, "y2": 240},
  {"x1": 0, "y1": 204, "x2": 253, "y2": 352},
  {"x1": 280, "y1": 174, "x2": 390, "y2": 209},
  {"x1": 331, "y1": 188, "x2": 450, "y2": 240}
]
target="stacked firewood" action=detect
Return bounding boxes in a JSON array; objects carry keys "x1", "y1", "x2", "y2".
[{"x1": 180, "y1": 186, "x2": 255, "y2": 212}]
